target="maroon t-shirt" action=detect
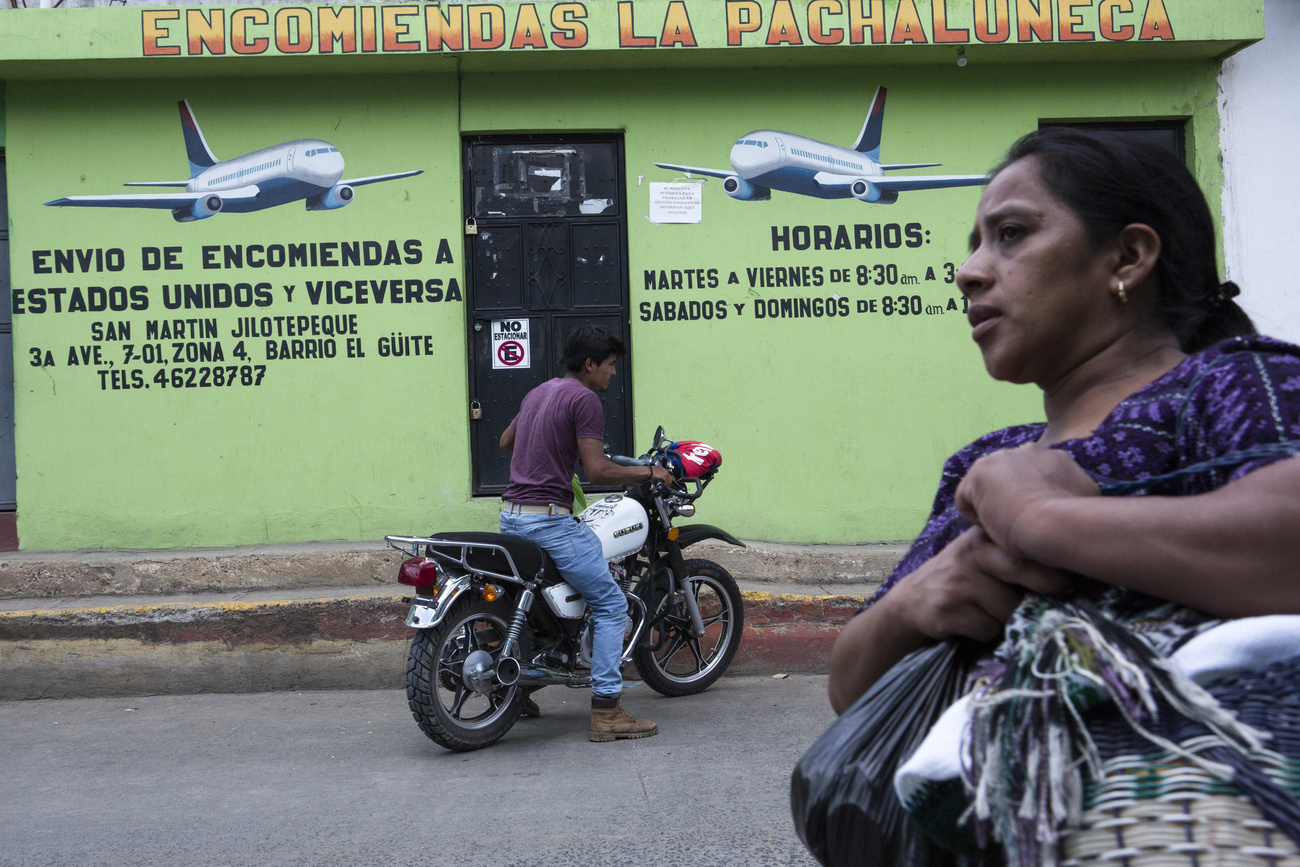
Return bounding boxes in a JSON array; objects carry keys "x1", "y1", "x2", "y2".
[{"x1": 502, "y1": 377, "x2": 605, "y2": 507}]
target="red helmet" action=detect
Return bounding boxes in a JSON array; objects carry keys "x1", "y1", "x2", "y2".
[{"x1": 669, "y1": 441, "x2": 722, "y2": 478}]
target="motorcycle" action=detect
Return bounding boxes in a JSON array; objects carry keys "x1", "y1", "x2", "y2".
[{"x1": 385, "y1": 427, "x2": 746, "y2": 752}]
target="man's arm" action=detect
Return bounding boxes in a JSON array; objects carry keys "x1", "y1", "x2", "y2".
[
  {"x1": 499, "y1": 424, "x2": 515, "y2": 453},
  {"x1": 957, "y1": 446, "x2": 1300, "y2": 617},
  {"x1": 577, "y1": 438, "x2": 674, "y2": 487}
]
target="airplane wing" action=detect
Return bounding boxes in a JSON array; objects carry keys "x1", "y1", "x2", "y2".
[
  {"x1": 45, "y1": 186, "x2": 260, "y2": 209},
  {"x1": 653, "y1": 163, "x2": 736, "y2": 180},
  {"x1": 812, "y1": 173, "x2": 857, "y2": 190},
  {"x1": 873, "y1": 174, "x2": 990, "y2": 192},
  {"x1": 878, "y1": 163, "x2": 941, "y2": 171},
  {"x1": 122, "y1": 181, "x2": 192, "y2": 188},
  {"x1": 339, "y1": 170, "x2": 423, "y2": 187},
  {"x1": 813, "y1": 171, "x2": 989, "y2": 193}
]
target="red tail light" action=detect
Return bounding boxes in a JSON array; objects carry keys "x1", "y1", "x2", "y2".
[{"x1": 398, "y1": 557, "x2": 441, "y2": 588}]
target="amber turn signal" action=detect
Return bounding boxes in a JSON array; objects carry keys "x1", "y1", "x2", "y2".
[
  {"x1": 667, "y1": 527, "x2": 679, "y2": 541},
  {"x1": 482, "y1": 584, "x2": 502, "y2": 602}
]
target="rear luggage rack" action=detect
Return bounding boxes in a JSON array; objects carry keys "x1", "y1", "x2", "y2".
[{"x1": 385, "y1": 535, "x2": 529, "y2": 586}]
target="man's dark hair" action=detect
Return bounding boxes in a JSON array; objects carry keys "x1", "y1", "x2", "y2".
[
  {"x1": 995, "y1": 127, "x2": 1254, "y2": 353},
  {"x1": 562, "y1": 324, "x2": 626, "y2": 372}
]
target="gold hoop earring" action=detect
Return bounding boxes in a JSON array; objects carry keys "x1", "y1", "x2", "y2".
[{"x1": 1116, "y1": 281, "x2": 1128, "y2": 304}]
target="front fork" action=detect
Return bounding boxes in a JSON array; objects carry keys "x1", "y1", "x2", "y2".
[
  {"x1": 665, "y1": 538, "x2": 707, "y2": 639},
  {"x1": 651, "y1": 493, "x2": 707, "y2": 639}
]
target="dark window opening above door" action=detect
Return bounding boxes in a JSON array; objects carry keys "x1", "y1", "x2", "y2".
[
  {"x1": 468, "y1": 140, "x2": 621, "y2": 219},
  {"x1": 1039, "y1": 120, "x2": 1186, "y2": 162}
]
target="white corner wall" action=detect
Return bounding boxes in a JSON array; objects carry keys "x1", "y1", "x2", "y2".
[{"x1": 1220, "y1": 0, "x2": 1300, "y2": 344}]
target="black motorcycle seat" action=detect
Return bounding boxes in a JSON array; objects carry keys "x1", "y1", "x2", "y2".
[{"x1": 427, "y1": 531, "x2": 563, "y2": 585}]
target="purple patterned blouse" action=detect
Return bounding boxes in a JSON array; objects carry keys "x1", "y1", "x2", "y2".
[{"x1": 871, "y1": 335, "x2": 1300, "y2": 604}]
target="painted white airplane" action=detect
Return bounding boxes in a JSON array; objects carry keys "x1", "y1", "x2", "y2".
[
  {"x1": 46, "y1": 100, "x2": 422, "y2": 222},
  {"x1": 655, "y1": 86, "x2": 988, "y2": 204}
]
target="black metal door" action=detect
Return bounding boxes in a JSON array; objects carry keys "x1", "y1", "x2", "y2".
[{"x1": 464, "y1": 136, "x2": 632, "y2": 496}]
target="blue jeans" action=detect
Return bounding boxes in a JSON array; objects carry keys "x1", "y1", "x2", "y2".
[{"x1": 498, "y1": 512, "x2": 625, "y2": 698}]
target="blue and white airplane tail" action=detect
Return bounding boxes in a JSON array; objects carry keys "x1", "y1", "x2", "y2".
[
  {"x1": 178, "y1": 99, "x2": 219, "y2": 179},
  {"x1": 851, "y1": 86, "x2": 887, "y2": 162}
]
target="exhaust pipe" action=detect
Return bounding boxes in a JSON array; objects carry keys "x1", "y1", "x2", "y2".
[
  {"x1": 516, "y1": 665, "x2": 594, "y2": 688},
  {"x1": 495, "y1": 655, "x2": 520, "y2": 687}
]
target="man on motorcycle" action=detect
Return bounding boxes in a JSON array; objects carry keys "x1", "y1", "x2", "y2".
[{"x1": 499, "y1": 324, "x2": 674, "y2": 742}]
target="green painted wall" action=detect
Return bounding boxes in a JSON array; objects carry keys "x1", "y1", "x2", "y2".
[
  {"x1": 7, "y1": 75, "x2": 467, "y2": 548},
  {"x1": 460, "y1": 60, "x2": 1224, "y2": 544},
  {"x1": 1, "y1": 47, "x2": 1227, "y2": 550}
]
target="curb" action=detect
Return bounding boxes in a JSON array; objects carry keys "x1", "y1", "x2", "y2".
[
  {"x1": 0, "y1": 543, "x2": 405, "y2": 600},
  {"x1": 0, "y1": 585, "x2": 875, "y2": 700},
  {"x1": 0, "y1": 539, "x2": 906, "y2": 600},
  {"x1": 0, "y1": 538, "x2": 899, "y2": 699}
]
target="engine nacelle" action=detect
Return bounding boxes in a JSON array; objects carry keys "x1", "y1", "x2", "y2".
[
  {"x1": 722, "y1": 175, "x2": 771, "y2": 202},
  {"x1": 172, "y1": 194, "x2": 223, "y2": 223},
  {"x1": 306, "y1": 184, "x2": 355, "y2": 211},
  {"x1": 850, "y1": 179, "x2": 898, "y2": 205}
]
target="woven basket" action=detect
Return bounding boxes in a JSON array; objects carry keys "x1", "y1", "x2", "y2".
[
  {"x1": 1060, "y1": 658, "x2": 1300, "y2": 866},
  {"x1": 1060, "y1": 754, "x2": 1300, "y2": 865}
]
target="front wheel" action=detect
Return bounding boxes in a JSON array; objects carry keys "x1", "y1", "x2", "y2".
[
  {"x1": 633, "y1": 558, "x2": 744, "y2": 697},
  {"x1": 405, "y1": 595, "x2": 528, "y2": 752}
]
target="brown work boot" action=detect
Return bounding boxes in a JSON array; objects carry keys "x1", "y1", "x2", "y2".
[{"x1": 589, "y1": 694, "x2": 658, "y2": 742}]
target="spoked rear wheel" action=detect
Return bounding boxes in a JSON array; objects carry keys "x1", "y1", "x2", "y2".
[
  {"x1": 633, "y1": 558, "x2": 744, "y2": 697},
  {"x1": 405, "y1": 596, "x2": 529, "y2": 752}
]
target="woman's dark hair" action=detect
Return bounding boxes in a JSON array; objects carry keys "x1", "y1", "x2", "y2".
[
  {"x1": 562, "y1": 323, "x2": 626, "y2": 372},
  {"x1": 994, "y1": 127, "x2": 1254, "y2": 353}
]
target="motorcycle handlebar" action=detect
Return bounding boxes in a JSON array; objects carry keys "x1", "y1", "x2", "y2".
[
  {"x1": 607, "y1": 451, "x2": 684, "y2": 499},
  {"x1": 608, "y1": 452, "x2": 678, "y2": 494},
  {"x1": 605, "y1": 427, "x2": 716, "y2": 501}
]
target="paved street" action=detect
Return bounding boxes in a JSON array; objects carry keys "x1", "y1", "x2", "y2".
[{"x1": 0, "y1": 675, "x2": 834, "y2": 867}]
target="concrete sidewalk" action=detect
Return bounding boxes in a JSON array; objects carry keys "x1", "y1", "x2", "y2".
[{"x1": 0, "y1": 539, "x2": 903, "y2": 700}]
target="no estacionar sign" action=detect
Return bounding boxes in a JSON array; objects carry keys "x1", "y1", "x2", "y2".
[{"x1": 492, "y1": 319, "x2": 530, "y2": 369}]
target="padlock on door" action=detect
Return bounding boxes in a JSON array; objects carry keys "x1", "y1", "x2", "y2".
[
  {"x1": 465, "y1": 217, "x2": 478, "y2": 236},
  {"x1": 470, "y1": 400, "x2": 483, "y2": 420}
]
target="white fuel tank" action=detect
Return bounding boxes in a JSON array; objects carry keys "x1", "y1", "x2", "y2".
[{"x1": 579, "y1": 495, "x2": 650, "y2": 560}]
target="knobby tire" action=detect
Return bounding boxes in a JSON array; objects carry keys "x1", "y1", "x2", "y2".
[{"x1": 405, "y1": 595, "x2": 530, "y2": 752}]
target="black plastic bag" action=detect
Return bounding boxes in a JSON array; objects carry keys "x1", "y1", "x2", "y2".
[{"x1": 791, "y1": 640, "x2": 977, "y2": 867}]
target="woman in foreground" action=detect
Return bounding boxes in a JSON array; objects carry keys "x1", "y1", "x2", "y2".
[{"x1": 823, "y1": 127, "x2": 1300, "y2": 862}]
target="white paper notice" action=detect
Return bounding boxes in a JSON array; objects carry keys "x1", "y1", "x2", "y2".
[
  {"x1": 649, "y1": 182, "x2": 703, "y2": 224},
  {"x1": 491, "y1": 319, "x2": 531, "y2": 370}
]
